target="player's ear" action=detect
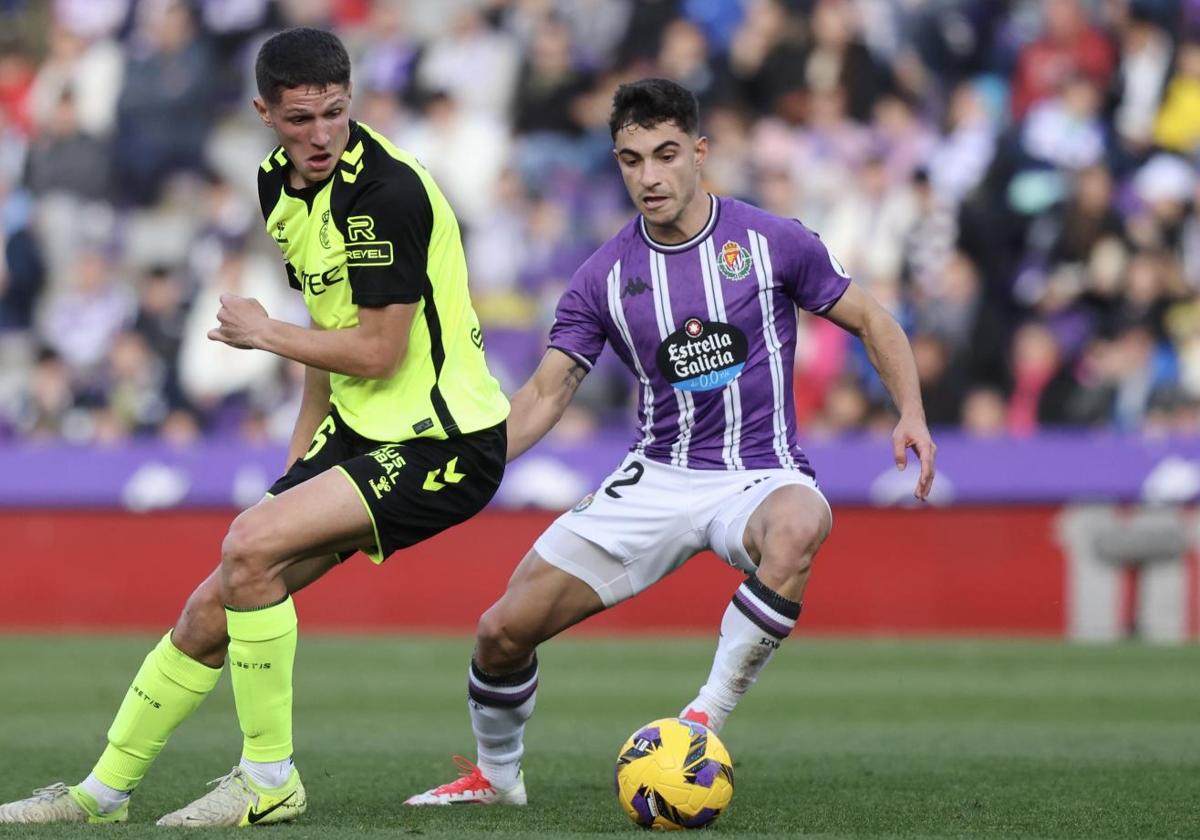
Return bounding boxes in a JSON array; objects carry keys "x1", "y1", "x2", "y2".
[
  {"x1": 694, "y1": 135, "x2": 709, "y2": 168},
  {"x1": 252, "y1": 97, "x2": 272, "y2": 127}
]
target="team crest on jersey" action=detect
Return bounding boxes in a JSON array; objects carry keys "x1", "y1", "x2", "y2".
[
  {"x1": 656, "y1": 318, "x2": 748, "y2": 392},
  {"x1": 571, "y1": 493, "x2": 595, "y2": 513},
  {"x1": 717, "y1": 240, "x2": 753, "y2": 281},
  {"x1": 319, "y1": 210, "x2": 331, "y2": 249}
]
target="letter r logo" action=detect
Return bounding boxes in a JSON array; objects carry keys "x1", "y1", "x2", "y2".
[{"x1": 347, "y1": 215, "x2": 376, "y2": 242}]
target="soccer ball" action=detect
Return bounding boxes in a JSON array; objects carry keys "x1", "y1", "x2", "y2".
[{"x1": 614, "y1": 717, "x2": 734, "y2": 830}]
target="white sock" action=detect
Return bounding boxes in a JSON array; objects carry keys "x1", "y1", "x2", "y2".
[
  {"x1": 239, "y1": 756, "x2": 294, "y2": 790},
  {"x1": 682, "y1": 575, "x2": 800, "y2": 732},
  {"x1": 468, "y1": 655, "x2": 537, "y2": 791},
  {"x1": 78, "y1": 773, "x2": 131, "y2": 815}
]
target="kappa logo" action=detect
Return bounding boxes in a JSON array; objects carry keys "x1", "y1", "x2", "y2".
[
  {"x1": 621, "y1": 276, "x2": 650, "y2": 298},
  {"x1": 273, "y1": 221, "x2": 288, "y2": 246},
  {"x1": 717, "y1": 240, "x2": 753, "y2": 281}
]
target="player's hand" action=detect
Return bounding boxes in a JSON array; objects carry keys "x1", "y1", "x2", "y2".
[
  {"x1": 892, "y1": 412, "x2": 936, "y2": 501},
  {"x1": 208, "y1": 293, "x2": 269, "y2": 350}
]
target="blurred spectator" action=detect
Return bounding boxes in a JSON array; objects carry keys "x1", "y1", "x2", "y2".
[
  {"x1": 509, "y1": 14, "x2": 593, "y2": 185},
  {"x1": 1006, "y1": 320, "x2": 1078, "y2": 433},
  {"x1": 104, "y1": 329, "x2": 171, "y2": 437},
  {"x1": 354, "y1": 0, "x2": 419, "y2": 100},
  {"x1": 927, "y1": 80, "x2": 997, "y2": 204},
  {"x1": 113, "y1": 0, "x2": 217, "y2": 205},
  {"x1": 1111, "y1": 6, "x2": 1172, "y2": 154},
  {"x1": 0, "y1": 46, "x2": 35, "y2": 137},
  {"x1": 28, "y1": 23, "x2": 123, "y2": 137},
  {"x1": 801, "y1": 0, "x2": 893, "y2": 123},
  {"x1": 36, "y1": 246, "x2": 132, "y2": 377},
  {"x1": 14, "y1": 347, "x2": 80, "y2": 439},
  {"x1": 961, "y1": 385, "x2": 1009, "y2": 437},
  {"x1": 1153, "y1": 39, "x2": 1200, "y2": 154},
  {"x1": 23, "y1": 91, "x2": 110, "y2": 200},
  {"x1": 912, "y1": 332, "x2": 964, "y2": 426},
  {"x1": 0, "y1": 188, "x2": 41, "y2": 332},
  {"x1": 177, "y1": 248, "x2": 286, "y2": 414},
  {"x1": 727, "y1": 0, "x2": 807, "y2": 117},
  {"x1": 1010, "y1": 0, "x2": 1115, "y2": 120},
  {"x1": 395, "y1": 91, "x2": 510, "y2": 231},
  {"x1": 416, "y1": 6, "x2": 519, "y2": 121},
  {"x1": 1020, "y1": 75, "x2": 1106, "y2": 171}
]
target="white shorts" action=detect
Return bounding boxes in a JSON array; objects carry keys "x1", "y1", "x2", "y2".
[{"x1": 533, "y1": 455, "x2": 832, "y2": 607}]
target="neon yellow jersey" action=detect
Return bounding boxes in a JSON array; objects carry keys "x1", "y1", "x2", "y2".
[{"x1": 258, "y1": 121, "x2": 509, "y2": 442}]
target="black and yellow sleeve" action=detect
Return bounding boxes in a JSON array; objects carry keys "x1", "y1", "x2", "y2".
[{"x1": 338, "y1": 165, "x2": 432, "y2": 307}]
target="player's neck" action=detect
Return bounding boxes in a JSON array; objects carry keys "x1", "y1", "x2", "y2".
[{"x1": 644, "y1": 192, "x2": 713, "y2": 245}]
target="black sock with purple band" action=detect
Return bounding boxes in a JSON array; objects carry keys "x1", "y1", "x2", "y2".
[
  {"x1": 469, "y1": 655, "x2": 539, "y2": 709},
  {"x1": 731, "y1": 575, "x2": 802, "y2": 640}
]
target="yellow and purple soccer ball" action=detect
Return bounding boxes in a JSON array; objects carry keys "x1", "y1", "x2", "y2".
[{"x1": 614, "y1": 717, "x2": 734, "y2": 830}]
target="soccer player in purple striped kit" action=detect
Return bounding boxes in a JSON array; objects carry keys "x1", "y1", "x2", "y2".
[{"x1": 407, "y1": 78, "x2": 937, "y2": 806}]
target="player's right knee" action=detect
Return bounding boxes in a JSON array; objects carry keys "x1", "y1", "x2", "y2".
[
  {"x1": 220, "y1": 513, "x2": 273, "y2": 575},
  {"x1": 475, "y1": 608, "x2": 533, "y2": 672}
]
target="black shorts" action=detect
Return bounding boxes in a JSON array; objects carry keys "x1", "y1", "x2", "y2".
[{"x1": 268, "y1": 406, "x2": 506, "y2": 563}]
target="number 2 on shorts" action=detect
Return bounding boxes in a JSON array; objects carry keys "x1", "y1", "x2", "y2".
[{"x1": 604, "y1": 460, "x2": 644, "y2": 499}]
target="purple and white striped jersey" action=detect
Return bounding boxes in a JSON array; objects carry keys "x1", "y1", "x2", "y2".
[{"x1": 549, "y1": 195, "x2": 851, "y2": 474}]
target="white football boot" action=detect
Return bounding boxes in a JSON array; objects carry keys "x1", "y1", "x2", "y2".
[
  {"x1": 0, "y1": 783, "x2": 127, "y2": 824},
  {"x1": 404, "y1": 756, "x2": 526, "y2": 806},
  {"x1": 156, "y1": 766, "x2": 306, "y2": 827}
]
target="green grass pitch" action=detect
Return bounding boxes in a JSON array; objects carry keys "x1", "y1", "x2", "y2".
[{"x1": 0, "y1": 635, "x2": 1197, "y2": 838}]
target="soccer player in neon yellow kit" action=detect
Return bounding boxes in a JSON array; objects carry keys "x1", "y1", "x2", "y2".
[{"x1": 0, "y1": 28, "x2": 508, "y2": 827}]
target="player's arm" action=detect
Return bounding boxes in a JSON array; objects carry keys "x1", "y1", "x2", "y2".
[
  {"x1": 505, "y1": 348, "x2": 588, "y2": 462},
  {"x1": 822, "y1": 282, "x2": 937, "y2": 500},
  {"x1": 207, "y1": 295, "x2": 415, "y2": 379},
  {"x1": 285, "y1": 324, "x2": 333, "y2": 465}
]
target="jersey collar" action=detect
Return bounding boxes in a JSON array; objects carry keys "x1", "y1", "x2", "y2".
[
  {"x1": 280, "y1": 120, "x2": 363, "y2": 202},
  {"x1": 638, "y1": 193, "x2": 720, "y2": 254}
]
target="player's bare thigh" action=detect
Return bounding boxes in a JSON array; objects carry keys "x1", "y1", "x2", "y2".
[
  {"x1": 474, "y1": 549, "x2": 606, "y2": 673},
  {"x1": 220, "y1": 467, "x2": 375, "y2": 606},
  {"x1": 741, "y1": 483, "x2": 832, "y2": 601}
]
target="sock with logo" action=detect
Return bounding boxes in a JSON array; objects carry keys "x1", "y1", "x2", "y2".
[
  {"x1": 681, "y1": 575, "x2": 800, "y2": 733},
  {"x1": 87, "y1": 632, "x2": 222, "y2": 800},
  {"x1": 226, "y1": 596, "x2": 298, "y2": 764},
  {"x1": 469, "y1": 655, "x2": 537, "y2": 791}
]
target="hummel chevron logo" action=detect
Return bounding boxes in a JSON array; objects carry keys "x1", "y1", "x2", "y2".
[
  {"x1": 621, "y1": 276, "x2": 649, "y2": 297},
  {"x1": 246, "y1": 791, "x2": 297, "y2": 825},
  {"x1": 423, "y1": 456, "x2": 466, "y2": 492}
]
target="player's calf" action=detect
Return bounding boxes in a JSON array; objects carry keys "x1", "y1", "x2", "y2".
[{"x1": 474, "y1": 606, "x2": 538, "y2": 674}]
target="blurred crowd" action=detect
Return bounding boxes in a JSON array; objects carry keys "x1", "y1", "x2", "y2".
[{"x1": 2, "y1": 0, "x2": 1200, "y2": 447}]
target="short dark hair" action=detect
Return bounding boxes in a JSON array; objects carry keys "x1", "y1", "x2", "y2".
[
  {"x1": 608, "y1": 78, "x2": 699, "y2": 140},
  {"x1": 255, "y1": 27, "x2": 351, "y2": 105}
]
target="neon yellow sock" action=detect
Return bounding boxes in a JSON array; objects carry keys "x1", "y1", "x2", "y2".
[
  {"x1": 226, "y1": 596, "x2": 298, "y2": 763},
  {"x1": 93, "y1": 632, "x2": 222, "y2": 790}
]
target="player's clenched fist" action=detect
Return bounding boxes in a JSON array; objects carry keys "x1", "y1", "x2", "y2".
[{"x1": 207, "y1": 292, "x2": 269, "y2": 350}]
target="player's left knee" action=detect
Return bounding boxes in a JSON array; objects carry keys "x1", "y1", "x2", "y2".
[
  {"x1": 760, "y1": 517, "x2": 826, "y2": 577},
  {"x1": 220, "y1": 512, "x2": 276, "y2": 582}
]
